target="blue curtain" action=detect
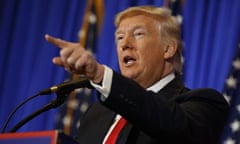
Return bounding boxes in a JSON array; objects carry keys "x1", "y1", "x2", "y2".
[
  {"x1": 0, "y1": 0, "x2": 87, "y2": 132},
  {"x1": 1, "y1": 1, "x2": 240, "y2": 143},
  {"x1": 183, "y1": 0, "x2": 240, "y2": 91}
]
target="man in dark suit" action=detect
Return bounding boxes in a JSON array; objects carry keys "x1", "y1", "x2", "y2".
[{"x1": 46, "y1": 6, "x2": 229, "y2": 144}]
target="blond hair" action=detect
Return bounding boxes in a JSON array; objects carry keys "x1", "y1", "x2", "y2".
[{"x1": 115, "y1": 6, "x2": 183, "y2": 75}]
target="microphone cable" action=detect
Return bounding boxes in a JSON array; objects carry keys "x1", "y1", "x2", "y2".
[
  {"x1": 1, "y1": 93, "x2": 40, "y2": 133},
  {"x1": 9, "y1": 98, "x2": 65, "y2": 133}
]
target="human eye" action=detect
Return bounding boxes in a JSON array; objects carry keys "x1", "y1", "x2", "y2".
[
  {"x1": 134, "y1": 29, "x2": 145, "y2": 39},
  {"x1": 116, "y1": 33, "x2": 124, "y2": 41}
]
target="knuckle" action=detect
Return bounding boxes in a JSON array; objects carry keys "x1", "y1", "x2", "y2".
[{"x1": 60, "y1": 49, "x2": 66, "y2": 57}]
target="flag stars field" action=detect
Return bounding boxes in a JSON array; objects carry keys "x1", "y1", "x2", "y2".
[
  {"x1": 226, "y1": 76, "x2": 237, "y2": 88},
  {"x1": 230, "y1": 119, "x2": 240, "y2": 133}
]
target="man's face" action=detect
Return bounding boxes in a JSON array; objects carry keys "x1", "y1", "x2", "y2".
[{"x1": 115, "y1": 15, "x2": 167, "y2": 88}]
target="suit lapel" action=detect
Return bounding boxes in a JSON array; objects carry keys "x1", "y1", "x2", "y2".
[
  {"x1": 116, "y1": 122, "x2": 134, "y2": 144},
  {"x1": 77, "y1": 102, "x2": 116, "y2": 143}
]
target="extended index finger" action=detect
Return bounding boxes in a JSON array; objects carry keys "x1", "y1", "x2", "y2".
[{"x1": 45, "y1": 34, "x2": 71, "y2": 48}]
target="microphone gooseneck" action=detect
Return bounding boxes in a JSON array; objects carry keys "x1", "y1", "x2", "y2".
[{"x1": 37, "y1": 78, "x2": 93, "y2": 95}]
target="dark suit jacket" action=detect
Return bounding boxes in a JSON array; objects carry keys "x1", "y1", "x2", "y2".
[{"x1": 76, "y1": 72, "x2": 229, "y2": 144}]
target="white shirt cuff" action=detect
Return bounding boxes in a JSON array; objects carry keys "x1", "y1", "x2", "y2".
[{"x1": 90, "y1": 65, "x2": 113, "y2": 101}]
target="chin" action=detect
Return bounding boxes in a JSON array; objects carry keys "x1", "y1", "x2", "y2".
[
  {"x1": 121, "y1": 72, "x2": 136, "y2": 80},
  {"x1": 120, "y1": 67, "x2": 139, "y2": 79}
]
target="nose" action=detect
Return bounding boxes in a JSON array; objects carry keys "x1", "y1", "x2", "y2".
[{"x1": 120, "y1": 35, "x2": 133, "y2": 51}]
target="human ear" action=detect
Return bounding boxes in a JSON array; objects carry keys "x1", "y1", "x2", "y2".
[{"x1": 163, "y1": 39, "x2": 177, "y2": 59}]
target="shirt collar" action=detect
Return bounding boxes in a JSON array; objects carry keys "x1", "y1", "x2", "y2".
[{"x1": 146, "y1": 72, "x2": 175, "y2": 93}]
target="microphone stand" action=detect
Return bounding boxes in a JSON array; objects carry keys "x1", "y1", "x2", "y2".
[{"x1": 9, "y1": 93, "x2": 67, "y2": 133}]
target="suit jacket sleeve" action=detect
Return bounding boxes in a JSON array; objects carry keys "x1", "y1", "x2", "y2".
[{"x1": 99, "y1": 71, "x2": 229, "y2": 143}]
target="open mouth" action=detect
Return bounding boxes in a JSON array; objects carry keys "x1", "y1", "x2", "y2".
[{"x1": 123, "y1": 55, "x2": 136, "y2": 65}]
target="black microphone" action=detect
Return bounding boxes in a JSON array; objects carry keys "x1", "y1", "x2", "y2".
[{"x1": 37, "y1": 78, "x2": 93, "y2": 95}]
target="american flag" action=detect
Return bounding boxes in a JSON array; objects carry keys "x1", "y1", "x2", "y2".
[
  {"x1": 221, "y1": 42, "x2": 240, "y2": 144},
  {"x1": 55, "y1": 0, "x2": 103, "y2": 136},
  {"x1": 167, "y1": 1, "x2": 240, "y2": 143}
]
